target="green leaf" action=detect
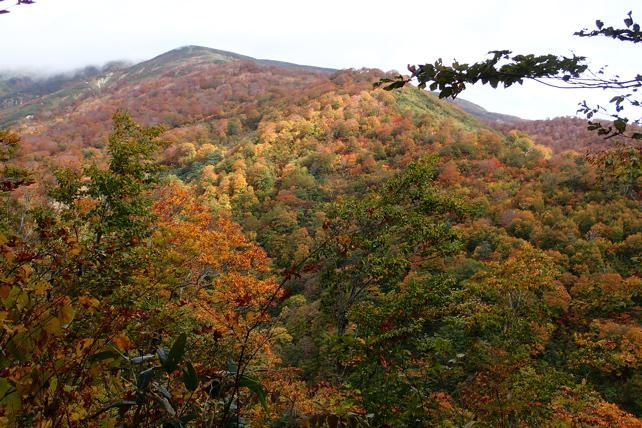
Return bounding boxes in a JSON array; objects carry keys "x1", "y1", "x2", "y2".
[
  {"x1": 182, "y1": 362, "x2": 199, "y2": 391},
  {"x1": 164, "y1": 333, "x2": 187, "y2": 373},
  {"x1": 179, "y1": 413, "x2": 199, "y2": 425},
  {"x1": 614, "y1": 119, "x2": 627, "y2": 133},
  {"x1": 239, "y1": 374, "x2": 268, "y2": 411},
  {"x1": 0, "y1": 378, "x2": 10, "y2": 398},
  {"x1": 0, "y1": 377, "x2": 21, "y2": 414},
  {"x1": 88, "y1": 350, "x2": 120, "y2": 362},
  {"x1": 439, "y1": 87, "x2": 453, "y2": 98},
  {"x1": 383, "y1": 80, "x2": 406, "y2": 91}
]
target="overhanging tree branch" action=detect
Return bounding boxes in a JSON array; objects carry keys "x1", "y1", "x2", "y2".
[{"x1": 377, "y1": 11, "x2": 642, "y2": 142}]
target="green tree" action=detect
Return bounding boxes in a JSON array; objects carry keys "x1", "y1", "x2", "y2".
[
  {"x1": 46, "y1": 110, "x2": 166, "y2": 296},
  {"x1": 318, "y1": 156, "x2": 468, "y2": 338},
  {"x1": 0, "y1": 112, "x2": 171, "y2": 425},
  {"x1": 0, "y1": 130, "x2": 32, "y2": 194}
]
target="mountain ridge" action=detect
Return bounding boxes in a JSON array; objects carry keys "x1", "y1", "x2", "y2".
[{"x1": 0, "y1": 45, "x2": 516, "y2": 127}]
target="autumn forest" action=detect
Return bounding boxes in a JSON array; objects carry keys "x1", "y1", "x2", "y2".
[{"x1": 0, "y1": 40, "x2": 641, "y2": 428}]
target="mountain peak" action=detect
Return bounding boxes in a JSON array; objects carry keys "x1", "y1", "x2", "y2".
[
  {"x1": 124, "y1": 45, "x2": 248, "y2": 79},
  {"x1": 124, "y1": 45, "x2": 336, "y2": 80},
  {"x1": 153, "y1": 45, "x2": 254, "y2": 62}
]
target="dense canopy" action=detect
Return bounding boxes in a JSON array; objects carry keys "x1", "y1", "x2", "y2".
[{"x1": 0, "y1": 31, "x2": 641, "y2": 428}]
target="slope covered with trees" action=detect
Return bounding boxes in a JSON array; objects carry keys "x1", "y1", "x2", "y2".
[{"x1": 1, "y1": 47, "x2": 641, "y2": 427}]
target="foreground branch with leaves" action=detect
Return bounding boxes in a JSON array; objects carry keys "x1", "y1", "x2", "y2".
[{"x1": 379, "y1": 11, "x2": 641, "y2": 141}]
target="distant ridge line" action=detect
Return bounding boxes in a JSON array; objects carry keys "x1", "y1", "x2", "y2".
[{"x1": 147, "y1": 45, "x2": 338, "y2": 74}]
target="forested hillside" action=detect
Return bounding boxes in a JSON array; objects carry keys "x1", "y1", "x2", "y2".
[{"x1": 1, "y1": 46, "x2": 641, "y2": 427}]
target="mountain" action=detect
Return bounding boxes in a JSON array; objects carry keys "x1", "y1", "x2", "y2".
[
  {"x1": 122, "y1": 45, "x2": 336, "y2": 81},
  {"x1": 443, "y1": 94, "x2": 522, "y2": 123},
  {"x1": 6, "y1": 43, "x2": 634, "y2": 267},
  {"x1": 492, "y1": 116, "x2": 611, "y2": 152},
  {"x1": 0, "y1": 44, "x2": 516, "y2": 268},
  {"x1": 0, "y1": 46, "x2": 337, "y2": 127},
  {"x1": 0, "y1": 46, "x2": 519, "y2": 129},
  {"x1": 0, "y1": 45, "x2": 619, "y2": 179},
  {"x1": 5, "y1": 45, "x2": 605, "y2": 158},
  {"x1": 1, "y1": 46, "x2": 495, "y2": 166},
  {"x1": 0, "y1": 62, "x2": 130, "y2": 111}
]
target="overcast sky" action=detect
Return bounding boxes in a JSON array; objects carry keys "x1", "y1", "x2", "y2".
[{"x1": 1, "y1": 0, "x2": 639, "y2": 119}]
